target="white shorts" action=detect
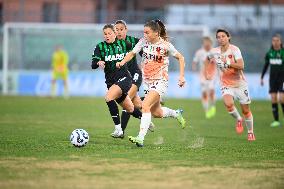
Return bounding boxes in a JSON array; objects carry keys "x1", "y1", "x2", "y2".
[
  {"x1": 221, "y1": 83, "x2": 251, "y2": 104},
  {"x1": 200, "y1": 80, "x2": 215, "y2": 93},
  {"x1": 143, "y1": 80, "x2": 168, "y2": 97}
]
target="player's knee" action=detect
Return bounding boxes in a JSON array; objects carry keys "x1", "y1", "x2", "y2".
[
  {"x1": 104, "y1": 95, "x2": 113, "y2": 103},
  {"x1": 124, "y1": 103, "x2": 134, "y2": 113},
  {"x1": 141, "y1": 103, "x2": 151, "y2": 113},
  {"x1": 225, "y1": 103, "x2": 234, "y2": 112}
]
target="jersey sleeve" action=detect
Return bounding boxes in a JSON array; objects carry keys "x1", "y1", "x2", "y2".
[
  {"x1": 91, "y1": 44, "x2": 101, "y2": 69},
  {"x1": 132, "y1": 38, "x2": 144, "y2": 54},
  {"x1": 233, "y1": 47, "x2": 243, "y2": 60},
  {"x1": 168, "y1": 42, "x2": 178, "y2": 56}
]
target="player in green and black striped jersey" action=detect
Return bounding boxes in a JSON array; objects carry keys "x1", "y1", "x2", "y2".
[
  {"x1": 260, "y1": 34, "x2": 284, "y2": 127},
  {"x1": 115, "y1": 20, "x2": 155, "y2": 134},
  {"x1": 91, "y1": 24, "x2": 142, "y2": 138}
]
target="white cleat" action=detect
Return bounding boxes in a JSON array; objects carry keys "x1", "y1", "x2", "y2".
[{"x1": 110, "y1": 130, "x2": 124, "y2": 139}]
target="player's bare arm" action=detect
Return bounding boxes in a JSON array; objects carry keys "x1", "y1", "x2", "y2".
[
  {"x1": 228, "y1": 58, "x2": 244, "y2": 70},
  {"x1": 116, "y1": 51, "x2": 136, "y2": 68},
  {"x1": 174, "y1": 52, "x2": 186, "y2": 87}
]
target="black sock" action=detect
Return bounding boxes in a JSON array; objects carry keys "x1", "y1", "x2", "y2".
[
  {"x1": 121, "y1": 110, "x2": 131, "y2": 132},
  {"x1": 106, "y1": 100, "x2": 120, "y2": 125},
  {"x1": 272, "y1": 103, "x2": 279, "y2": 121},
  {"x1": 281, "y1": 103, "x2": 284, "y2": 116},
  {"x1": 130, "y1": 108, "x2": 142, "y2": 119}
]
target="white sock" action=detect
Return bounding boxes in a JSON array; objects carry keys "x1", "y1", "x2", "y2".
[
  {"x1": 137, "y1": 113, "x2": 151, "y2": 141},
  {"x1": 115, "y1": 124, "x2": 122, "y2": 132},
  {"x1": 228, "y1": 107, "x2": 242, "y2": 121},
  {"x1": 202, "y1": 99, "x2": 209, "y2": 112},
  {"x1": 245, "y1": 115, "x2": 254, "y2": 133},
  {"x1": 162, "y1": 107, "x2": 177, "y2": 118}
]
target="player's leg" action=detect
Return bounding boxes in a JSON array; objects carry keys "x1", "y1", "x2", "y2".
[
  {"x1": 270, "y1": 92, "x2": 280, "y2": 127},
  {"x1": 51, "y1": 72, "x2": 57, "y2": 97},
  {"x1": 128, "y1": 90, "x2": 159, "y2": 147},
  {"x1": 222, "y1": 90, "x2": 243, "y2": 134},
  {"x1": 201, "y1": 87, "x2": 210, "y2": 118},
  {"x1": 62, "y1": 72, "x2": 69, "y2": 99},
  {"x1": 208, "y1": 88, "x2": 216, "y2": 117},
  {"x1": 240, "y1": 104, "x2": 255, "y2": 141},
  {"x1": 269, "y1": 76, "x2": 281, "y2": 127},
  {"x1": 105, "y1": 84, "x2": 124, "y2": 137},
  {"x1": 280, "y1": 92, "x2": 284, "y2": 124},
  {"x1": 121, "y1": 84, "x2": 140, "y2": 132}
]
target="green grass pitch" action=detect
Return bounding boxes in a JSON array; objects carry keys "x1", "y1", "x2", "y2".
[{"x1": 0, "y1": 96, "x2": 283, "y2": 189}]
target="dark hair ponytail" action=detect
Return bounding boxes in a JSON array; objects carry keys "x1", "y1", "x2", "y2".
[
  {"x1": 144, "y1": 19, "x2": 168, "y2": 41},
  {"x1": 155, "y1": 19, "x2": 168, "y2": 41}
]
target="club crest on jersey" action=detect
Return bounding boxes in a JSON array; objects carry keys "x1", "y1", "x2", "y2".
[{"x1": 105, "y1": 53, "x2": 125, "y2": 61}]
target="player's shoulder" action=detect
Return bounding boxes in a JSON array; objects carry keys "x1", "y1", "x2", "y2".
[
  {"x1": 229, "y1": 44, "x2": 241, "y2": 52},
  {"x1": 210, "y1": 47, "x2": 221, "y2": 53},
  {"x1": 126, "y1": 35, "x2": 139, "y2": 42}
]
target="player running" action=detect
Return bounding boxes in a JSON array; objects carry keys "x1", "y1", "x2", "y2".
[
  {"x1": 114, "y1": 20, "x2": 154, "y2": 133},
  {"x1": 192, "y1": 37, "x2": 217, "y2": 119},
  {"x1": 117, "y1": 20, "x2": 186, "y2": 147},
  {"x1": 205, "y1": 29, "x2": 255, "y2": 141},
  {"x1": 91, "y1": 24, "x2": 142, "y2": 138},
  {"x1": 260, "y1": 34, "x2": 284, "y2": 127}
]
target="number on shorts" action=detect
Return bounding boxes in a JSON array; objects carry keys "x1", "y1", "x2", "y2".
[{"x1": 133, "y1": 73, "x2": 139, "y2": 82}]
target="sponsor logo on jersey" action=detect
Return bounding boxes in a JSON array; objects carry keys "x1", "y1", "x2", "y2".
[
  {"x1": 105, "y1": 53, "x2": 125, "y2": 61},
  {"x1": 270, "y1": 58, "x2": 282, "y2": 65}
]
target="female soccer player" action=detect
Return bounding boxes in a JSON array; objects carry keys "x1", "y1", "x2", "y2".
[
  {"x1": 192, "y1": 37, "x2": 217, "y2": 119},
  {"x1": 260, "y1": 34, "x2": 284, "y2": 127},
  {"x1": 91, "y1": 24, "x2": 142, "y2": 138},
  {"x1": 114, "y1": 20, "x2": 154, "y2": 133},
  {"x1": 205, "y1": 29, "x2": 255, "y2": 141},
  {"x1": 117, "y1": 20, "x2": 186, "y2": 147}
]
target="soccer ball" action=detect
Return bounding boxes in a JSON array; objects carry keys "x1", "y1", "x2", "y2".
[{"x1": 70, "y1": 129, "x2": 89, "y2": 147}]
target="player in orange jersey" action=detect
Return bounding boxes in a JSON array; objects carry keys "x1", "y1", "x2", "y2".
[
  {"x1": 192, "y1": 37, "x2": 217, "y2": 119},
  {"x1": 205, "y1": 29, "x2": 255, "y2": 141},
  {"x1": 116, "y1": 20, "x2": 186, "y2": 147}
]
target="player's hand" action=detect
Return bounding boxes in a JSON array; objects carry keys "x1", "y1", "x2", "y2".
[
  {"x1": 178, "y1": 76, "x2": 186, "y2": 88},
  {"x1": 116, "y1": 62, "x2": 124, "y2": 68},
  {"x1": 97, "y1": 61, "x2": 105, "y2": 69},
  {"x1": 260, "y1": 79, "x2": 264, "y2": 86}
]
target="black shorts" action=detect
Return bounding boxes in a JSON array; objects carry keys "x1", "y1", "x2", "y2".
[
  {"x1": 269, "y1": 73, "x2": 284, "y2": 93},
  {"x1": 130, "y1": 69, "x2": 142, "y2": 89},
  {"x1": 107, "y1": 75, "x2": 132, "y2": 103}
]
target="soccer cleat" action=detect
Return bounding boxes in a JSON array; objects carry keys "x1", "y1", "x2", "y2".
[
  {"x1": 110, "y1": 130, "x2": 124, "y2": 139},
  {"x1": 235, "y1": 119, "x2": 244, "y2": 134},
  {"x1": 210, "y1": 106, "x2": 216, "y2": 117},
  {"x1": 247, "y1": 133, "x2": 256, "y2": 141},
  {"x1": 270, "y1": 121, "x2": 280, "y2": 127},
  {"x1": 148, "y1": 122, "x2": 155, "y2": 132},
  {"x1": 176, "y1": 109, "x2": 186, "y2": 129},
  {"x1": 128, "y1": 136, "x2": 143, "y2": 147},
  {"x1": 205, "y1": 111, "x2": 211, "y2": 119}
]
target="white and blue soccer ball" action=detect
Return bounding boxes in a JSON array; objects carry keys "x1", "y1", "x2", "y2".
[{"x1": 70, "y1": 129, "x2": 89, "y2": 147}]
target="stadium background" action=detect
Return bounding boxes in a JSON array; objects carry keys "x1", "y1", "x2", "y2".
[{"x1": 0, "y1": 0, "x2": 284, "y2": 98}]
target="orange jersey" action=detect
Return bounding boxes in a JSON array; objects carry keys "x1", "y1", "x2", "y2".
[
  {"x1": 209, "y1": 44, "x2": 246, "y2": 87},
  {"x1": 132, "y1": 38, "x2": 178, "y2": 83},
  {"x1": 193, "y1": 47, "x2": 216, "y2": 82}
]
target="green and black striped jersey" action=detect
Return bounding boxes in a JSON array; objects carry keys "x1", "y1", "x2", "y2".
[
  {"x1": 125, "y1": 35, "x2": 140, "y2": 74},
  {"x1": 92, "y1": 39, "x2": 132, "y2": 85},
  {"x1": 261, "y1": 48, "x2": 284, "y2": 79}
]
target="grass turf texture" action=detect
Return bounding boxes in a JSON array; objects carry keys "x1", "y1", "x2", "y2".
[{"x1": 0, "y1": 96, "x2": 283, "y2": 189}]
